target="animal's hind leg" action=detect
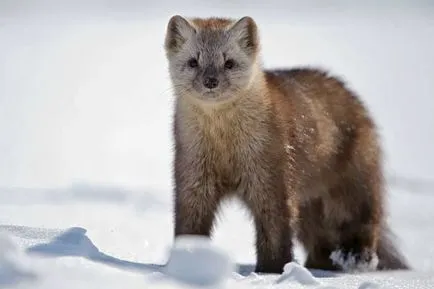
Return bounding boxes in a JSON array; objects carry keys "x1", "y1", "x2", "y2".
[
  {"x1": 327, "y1": 168, "x2": 383, "y2": 272},
  {"x1": 298, "y1": 198, "x2": 341, "y2": 271},
  {"x1": 300, "y1": 166, "x2": 383, "y2": 271},
  {"x1": 328, "y1": 122, "x2": 384, "y2": 272}
]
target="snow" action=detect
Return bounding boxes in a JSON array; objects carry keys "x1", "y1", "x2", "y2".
[
  {"x1": 1, "y1": 1, "x2": 434, "y2": 288},
  {"x1": 164, "y1": 236, "x2": 234, "y2": 287},
  {"x1": 276, "y1": 262, "x2": 321, "y2": 286},
  {"x1": 0, "y1": 234, "x2": 36, "y2": 287}
]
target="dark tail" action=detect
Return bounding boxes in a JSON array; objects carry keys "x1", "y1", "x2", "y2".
[{"x1": 377, "y1": 224, "x2": 410, "y2": 270}]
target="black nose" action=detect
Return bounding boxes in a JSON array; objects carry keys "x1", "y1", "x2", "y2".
[{"x1": 203, "y1": 77, "x2": 219, "y2": 89}]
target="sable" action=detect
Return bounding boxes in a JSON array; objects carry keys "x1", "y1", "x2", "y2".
[{"x1": 164, "y1": 15, "x2": 409, "y2": 273}]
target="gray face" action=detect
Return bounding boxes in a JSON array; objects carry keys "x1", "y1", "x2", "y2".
[{"x1": 166, "y1": 17, "x2": 258, "y2": 102}]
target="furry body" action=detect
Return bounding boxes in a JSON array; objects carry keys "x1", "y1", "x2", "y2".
[{"x1": 164, "y1": 15, "x2": 409, "y2": 273}]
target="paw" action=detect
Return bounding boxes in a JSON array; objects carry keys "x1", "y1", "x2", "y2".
[{"x1": 329, "y1": 248, "x2": 379, "y2": 272}]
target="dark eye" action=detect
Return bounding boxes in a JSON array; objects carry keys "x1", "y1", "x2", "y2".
[
  {"x1": 224, "y1": 59, "x2": 235, "y2": 69},
  {"x1": 188, "y1": 58, "x2": 198, "y2": 68}
]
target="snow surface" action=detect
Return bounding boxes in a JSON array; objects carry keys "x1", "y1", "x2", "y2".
[{"x1": 1, "y1": 1, "x2": 434, "y2": 288}]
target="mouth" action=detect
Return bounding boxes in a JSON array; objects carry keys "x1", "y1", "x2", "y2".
[
  {"x1": 204, "y1": 88, "x2": 217, "y2": 93},
  {"x1": 198, "y1": 92, "x2": 235, "y2": 104},
  {"x1": 193, "y1": 87, "x2": 233, "y2": 103},
  {"x1": 202, "y1": 90, "x2": 219, "y2": 98}
]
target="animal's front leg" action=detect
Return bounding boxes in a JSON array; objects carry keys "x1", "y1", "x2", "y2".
[
  {"x1": 242, "y1": 171, "x2": 294, "y2": 274},
  {"x1": 174, "y1": 185, "x2": 220, "y2": 237}
]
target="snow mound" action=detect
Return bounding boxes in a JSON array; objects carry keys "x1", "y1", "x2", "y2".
[
  {"x1": 27, "y1": 227, "x2": 99, "y2": 258},
  {"x1": 275, "y1": 262, "x2": 321, "y2": 286},
  {"x1": 164, "y1": 235, "x2": 234, "y2": 287},
  {"x1": 0, "y1": 233, "x2": 37, "y2": 286}
]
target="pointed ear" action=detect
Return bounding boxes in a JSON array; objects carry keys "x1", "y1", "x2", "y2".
[
  {"x1": 228, "y1": 16, "x2": 259, "y2": 55},
  {"x1": 165, "y1": 15, "x2": 196, "y2": 54}
]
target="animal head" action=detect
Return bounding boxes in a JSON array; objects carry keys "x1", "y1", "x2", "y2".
[{"x1": 164, "y1": 15, "x2": 261, "y2": 103}]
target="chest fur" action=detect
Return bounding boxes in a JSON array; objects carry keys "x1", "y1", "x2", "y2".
[{"x1": 176, "y1": 102, "x2": 270, "y2": 190}]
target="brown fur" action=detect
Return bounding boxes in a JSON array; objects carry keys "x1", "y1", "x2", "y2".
[{"x1": 165, "y1": 16, "x2": 409, "y2": 273}]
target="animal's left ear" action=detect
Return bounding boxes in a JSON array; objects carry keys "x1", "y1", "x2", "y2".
[{"x1": 228, "y1": 16, "x2": 259, "y2": 56}]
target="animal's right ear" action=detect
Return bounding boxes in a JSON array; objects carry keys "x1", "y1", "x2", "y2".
[{"x1": 165, "y1": 15, "x2": 196, "y2": 54}]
